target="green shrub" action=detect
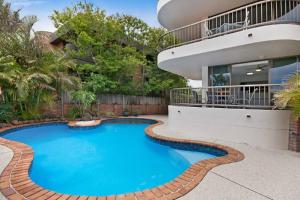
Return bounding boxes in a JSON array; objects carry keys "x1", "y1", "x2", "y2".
[
  {"x1": 132, "y1": 110, "x2": 140, "y2": 116},
  {"x1": 20, "y1": 110, "x2": 42, "y2": 120},
  {"x1": 0, "y1": 104, "x2": 15, "y2": 123},
  {"x1": 100, "y1": 111, "x2": 117, "y2": 118},
  {"x1": 274, "y1": 74, "x2": 300, "y2": 117},
  {"x1": 72, "y1": 90, "x2": 96, "y2": 117},
  {"x1": 68, "y1": 107, "x2": 82, "y2": 119}
]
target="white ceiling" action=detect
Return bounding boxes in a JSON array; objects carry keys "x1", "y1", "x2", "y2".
[{"x1": 232, "y1": 64, "x2": 269, "y2": 77}]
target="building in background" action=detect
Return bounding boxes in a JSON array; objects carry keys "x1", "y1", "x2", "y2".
[
  {"x1": 157, "y1": 0, "x2": 300, "y2": 150},
  {"x1": 34, "y1": 31, "x2": 64, "y2": 51}
]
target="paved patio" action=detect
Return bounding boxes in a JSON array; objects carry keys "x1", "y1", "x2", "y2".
[
  {"x1": 147, "y1": 115, "x2": 300, "y2": 200},
  {"x1": 1, "y1": 115, "x2": 300, "y2": 200},
  {"x1": 0, "y1": 146, "x2": 13, "y2": 200}
]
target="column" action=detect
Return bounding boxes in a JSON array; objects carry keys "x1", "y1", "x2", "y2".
[{"x1": 202, "y1": 66, "x2": 209, "y2": 104}]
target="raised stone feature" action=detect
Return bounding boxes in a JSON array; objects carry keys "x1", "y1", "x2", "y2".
[{"x1": 68, "y1": 120, "x2": 102, "y2": 127}]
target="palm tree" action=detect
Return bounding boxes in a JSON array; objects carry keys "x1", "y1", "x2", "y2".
[
  {"x1": 274, "y1": 74, "x2": 300, "y2": 152},
  {"x1": 274, "y1": 74, "x2": 300, "y2": 117},
  {"x1": 0, "y1": 0, "x2": 21, "y2": 32},
  {"x1": 0, "y1": 13, "x2": 54, "y2": 116},
  {"x1": 0, "y1": 2, "x2": 80, "y2": 120},
  {"x1": 48, "y1": 53, "x2": 81, "y2": 117}
]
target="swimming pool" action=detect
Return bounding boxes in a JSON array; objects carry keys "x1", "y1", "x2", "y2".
[{"x1": 1, "y1": 119, "x2": 226, "y2": 196}]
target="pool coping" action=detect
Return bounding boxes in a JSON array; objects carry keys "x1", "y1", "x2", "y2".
[{"x1": 0, "y1": 118, "x2": 244, "y2": 200}]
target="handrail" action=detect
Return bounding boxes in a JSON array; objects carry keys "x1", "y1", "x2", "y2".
[
  {"x1": 170, "y1": 84, "x2": 286, "y2": 109},
  {"x1": 159, "y1": 0, "x2": 300, "y2": 51},
  {"x1": 171, "y1": 83, "x2": 284, "y2": 90}
]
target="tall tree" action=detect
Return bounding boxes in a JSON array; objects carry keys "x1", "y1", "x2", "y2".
[
  {"x1": 51, "y1": 1, "x2": 187, "y2": 96},
  {"x1": 0, "y1": 0, "x2": 21, "y2": 32},
  {"x1": 0, "y1": 1, "x2": 79, "y2": 120}
]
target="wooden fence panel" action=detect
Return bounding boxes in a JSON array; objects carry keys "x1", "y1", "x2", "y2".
[{"x1": 63, "y1": 93, "x2": 166, "y2": 105}]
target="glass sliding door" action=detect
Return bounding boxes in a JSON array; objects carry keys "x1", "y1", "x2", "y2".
[
  {"x1": 209, "y1": 65, "x2": 231, "y2": 86},
  {"x1": 270, "y1": 56, "x2": 299, "y2": 84}
]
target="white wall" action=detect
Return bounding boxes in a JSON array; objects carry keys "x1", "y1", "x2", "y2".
[
  {"x1": 158, "y1": 24, "x2": 300, "y2": 80},
  {"x1": 169, "y1": 106, "x2": 291, "y2": 150}
]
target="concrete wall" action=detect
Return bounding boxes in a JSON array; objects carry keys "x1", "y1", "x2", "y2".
[{"x1": 169, "y1": 105, "x2": 291, "y2": 150}]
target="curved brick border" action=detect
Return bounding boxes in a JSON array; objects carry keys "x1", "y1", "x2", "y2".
[{"x1": 0, "y1": 119, "x2": 244, "y2": 200}]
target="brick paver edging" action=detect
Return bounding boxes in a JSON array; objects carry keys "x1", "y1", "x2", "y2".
[{"x1": 0, "y1": 119, "x2": 244, "y2": 200}]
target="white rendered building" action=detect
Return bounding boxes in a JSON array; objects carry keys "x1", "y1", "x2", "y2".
[{"x1": 157, "y1": 0, "x2": 300, "y2": 150}]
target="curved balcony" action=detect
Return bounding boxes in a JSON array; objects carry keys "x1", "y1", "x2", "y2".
[
  {"x1": 157, "y1": 0, "x2": 256, "y2": 30},
  {"x1": 159, "y1": 0, "x2": 300, "y2": 51}
]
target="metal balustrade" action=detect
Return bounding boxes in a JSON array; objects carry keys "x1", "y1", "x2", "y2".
[
  {"x1": 159, "y1": 0, "x2": 300, "y2": 50},
  {"x1": 170, "y1": 84, "x2": 286, "y2": 109}
]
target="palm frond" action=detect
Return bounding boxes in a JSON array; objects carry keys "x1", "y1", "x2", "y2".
[
  {"x1": 26, "y1": 73, "x2": 52, "y2": 84},
  {"x1": 274, "y1": 74, "x2": 300, "y2": 117}
]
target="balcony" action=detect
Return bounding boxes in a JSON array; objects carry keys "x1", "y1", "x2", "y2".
[
  {"x1": 157, "y1": 0, "x2": 256, "y2": 30},
  {"x1": 159, "y1": 0, "x2": 300, "y2": 51},
  {"x1": 170, "y1": 84, "x2": 285, "y2": 109}
]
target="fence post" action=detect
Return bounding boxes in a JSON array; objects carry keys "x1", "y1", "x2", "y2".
[
  {"x1": 243, "y1": 86, "x2": 246, "y2": 109},
  {"x1": 268, "y1": 85, "x2": 271, "y2": 107},
  {"x1": 170, "y1": 89, "x2": 173, "y2": 105},
  {"x1": 122, "y1": 94, "x2": 125, "y2": 111},
  {"x1": 97, "y1": 95, "x2": 100, "y2": 117},
  {"x1": 245, "y1": 6, "x2": 249, "y2": 29},
  {"x1": 188, "y1": 88, "x2": 190, "y2": 104},
  {"x1": 61, "y1": 91, "x2": 64, "y2": 118}
]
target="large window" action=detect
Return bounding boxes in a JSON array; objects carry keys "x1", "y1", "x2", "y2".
[
  {"x1": 209, "y1": 65, "x2": 231, "y2": 86},
  {"x1": 270, "y1": 57, "x2": 299, "y2": 84}
]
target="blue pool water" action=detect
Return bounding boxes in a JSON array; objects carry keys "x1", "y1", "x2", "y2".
[{"x1": 2, "y1": 122, "x2": 218, "y2": 196}]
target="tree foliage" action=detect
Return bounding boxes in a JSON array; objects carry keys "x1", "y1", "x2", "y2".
[
  {"x1": 72, "y1": 90, "x2": 96, "y2": 118},
  {"x1": 51, "y1": 1, "x2": 187, "y2": 96},
  {"x1": 0, "y1": 0, "x2": 187, "y2": 122},
  {"x1": 0, "y1": 0, "x2": 21, "y2": 32},
  {"x1": 274, "y1": 74, "x2": 300, "y2": 117},
  {"x1": 0, "y1": 0, "x2": 79, "y2": 120}
]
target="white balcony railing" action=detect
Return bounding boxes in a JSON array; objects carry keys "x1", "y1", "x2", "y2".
[
  {"x1": 159, "y1": 0, "x2": 300, "y2": 50},
  {"x1": 170, "y1": 84, "x2": 286, "y2": 109}
]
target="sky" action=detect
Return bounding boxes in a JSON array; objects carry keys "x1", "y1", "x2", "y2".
[{"x1": 7, "y1": 0, "x2": 160, "y2": 32}]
